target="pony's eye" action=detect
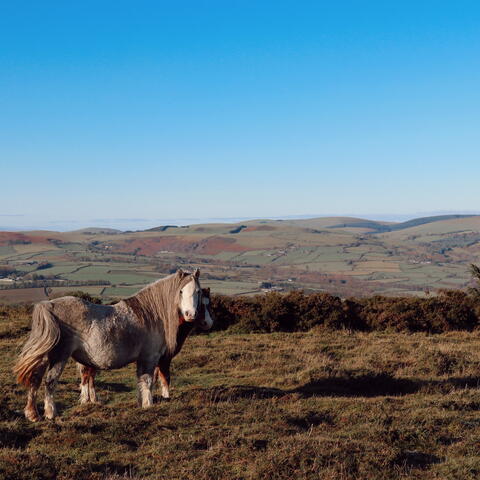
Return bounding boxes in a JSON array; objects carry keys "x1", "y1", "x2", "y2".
[{"x1": 180, "y1": 289, "x2": 183, "y2": 295}]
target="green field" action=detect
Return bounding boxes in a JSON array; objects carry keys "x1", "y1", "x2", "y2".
[
  {"x1": 63, "y1": 265, "x2": 157, "y2": 285},
  {"x1": 0, "y1": 245, "x2": 16, "y2": 257}
]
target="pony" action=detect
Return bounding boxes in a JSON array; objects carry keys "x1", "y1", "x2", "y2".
[
  {"x1": 14, "y1": 269, "x2": 202, "y2": 422},
  {"x1": 77, "y1": 288, "x2": 214, "y2": 403}
]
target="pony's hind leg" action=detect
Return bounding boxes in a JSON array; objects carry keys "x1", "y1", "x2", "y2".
[
  {"x1": 78, "y1": 364, "x2": 98, "y2": 404},
  {"x1": 24, "y1": 358, "x2": 48, "y2": 422},
  {"x1": 44, "y1": 357, "x2": 68, "y2": 420}
]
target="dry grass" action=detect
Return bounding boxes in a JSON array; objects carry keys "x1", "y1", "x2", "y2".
[{"x1": 2, "y1": 309, "x2": 480, "y2": 479}]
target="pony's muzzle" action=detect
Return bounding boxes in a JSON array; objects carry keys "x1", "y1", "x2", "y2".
[{"x1": 183, "y1": 311, "x2": 196, "y2": 322}]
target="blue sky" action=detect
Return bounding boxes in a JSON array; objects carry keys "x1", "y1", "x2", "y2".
[{"x1": 1, "y1": 1, "x2": 479, "y2": 229}]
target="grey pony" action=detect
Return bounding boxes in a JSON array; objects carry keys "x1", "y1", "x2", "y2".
[{"x1": 14, "y1": 269, "x2": 201, "y2": 422}]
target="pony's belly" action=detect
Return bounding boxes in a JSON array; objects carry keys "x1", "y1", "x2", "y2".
[
  {"x1": 81, "y1": 341, "x2": 144, "y2": 369},
  {"x1": 73, "y1": 329, "x2": 165, "y2": 370},
  {"x1": 72, "y1": 347, "x2": 139, "y2": 370},
  {"x1": 74, "y1": 332, "x2": 145, "y2": 370}
]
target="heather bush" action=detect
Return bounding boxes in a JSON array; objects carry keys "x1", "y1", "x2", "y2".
[
  {"x1": 50, "y1": 290, "x2": 103, "y2": 304},
  {"x1": 210, "y1": 289, "x2": 480, "y2": 334},
  {"x1": 209, "y1": 294, "x2": 259, "y2": 332}
]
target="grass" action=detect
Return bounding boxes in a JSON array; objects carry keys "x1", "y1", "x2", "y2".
[
  {"x1": 102, "y1": 286, "x2": 143, "y2": 297},
  {"x1": 0, "y1": 289, "x2": 50, "y2": 304},
  {"x1": 200, "y1": 280, "x2": 261, "y2": 295},
  {"x1": 2, "y1": 307, "x2": 480, "y2": 479},
  {"x1": 0, "y1": 287, "x2": 108, "y2": 304},
  {"x1": 0, "y1": 245, "x2": 15, "y2": 257},
  {"x1": 64, "y1": 266, "x2": 156, "y2": 285},
  {"x1": 28, "y1": 263, "x2": 80, "y2": 276}
]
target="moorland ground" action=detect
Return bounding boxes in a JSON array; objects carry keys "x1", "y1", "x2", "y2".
[
  {"x1": 2, "y1": 307, "x2": 480, "y2": 479},
  {"x1": 1, "y1": 215, "x2": 480, "y2": 303}
]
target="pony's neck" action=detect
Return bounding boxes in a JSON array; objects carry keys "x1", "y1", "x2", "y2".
[{"x1": 124, "y1": 277, "x2": 175, "y2": 329}]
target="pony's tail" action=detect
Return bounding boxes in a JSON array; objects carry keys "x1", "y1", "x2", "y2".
[{"x1": 14, "y1": 302, "x2": 60, "y2": 386}]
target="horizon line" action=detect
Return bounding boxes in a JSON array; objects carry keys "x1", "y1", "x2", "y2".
[{"x1": 1, "y1": 211, "x2": 480, "y2": 233}]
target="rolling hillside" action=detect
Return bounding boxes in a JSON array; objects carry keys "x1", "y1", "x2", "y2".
[{"x1": 0, "y1": 215, "x2": 479, "y2": 303}]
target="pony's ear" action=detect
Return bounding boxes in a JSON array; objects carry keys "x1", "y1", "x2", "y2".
[
  {"x1": 176, "y1": 268, "x2": 185, "y2": 277},
  {"x1": 193, "y1": 268, "x2": 200, "y2": 279}
]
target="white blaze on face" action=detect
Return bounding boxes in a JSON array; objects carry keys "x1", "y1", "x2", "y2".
[
  {"x1": 199, "y1": 296, "x2": 214, "y2": 330},
  {"x1": 179, "y1": 278, "x2": 199, "y2": 321}
]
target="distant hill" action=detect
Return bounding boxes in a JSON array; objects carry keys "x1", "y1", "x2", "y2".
[
  {"x1": 328, "y1": 214, "x2": 480, "y2": 234},
  {"x1": 268, "y1": 216, "x2": 388, "y2": 229},
  {"x1": 145, "y1": 225, "x2": 179, "y2": 232},
  {"x1": 72, "y1": 228, "x2": 122, "y2": 235}
]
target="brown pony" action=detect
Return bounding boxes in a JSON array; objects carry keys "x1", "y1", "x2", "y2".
[
  {"x1": 154, "y1": 287, "x2": 213, "y2": 399},
  {"x1": 77, "y1": 287, "x2": 214, "y2": 403}
]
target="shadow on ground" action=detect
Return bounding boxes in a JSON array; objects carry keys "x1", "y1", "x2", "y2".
[
  {"x1": 96, "y1": 381, "x2": 132, "y2": 393},
  {"x1": 193, "y1": 373, "x2": 480, "y2": 401}
]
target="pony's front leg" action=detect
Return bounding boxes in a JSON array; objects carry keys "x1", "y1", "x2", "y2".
[
  {"x1": 136, "y1": 360, "x2": 156, "y2": 408},
  {"x1": 155, "y1": 357, "x2": 172, "y2": 400},
  {"x1": 88, "y1": 368, "x2": 97, "y2": 403}
]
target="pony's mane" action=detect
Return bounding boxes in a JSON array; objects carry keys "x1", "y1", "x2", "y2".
[{"x1": 123, "y1": 271, "x2": 196, "y2": 354}]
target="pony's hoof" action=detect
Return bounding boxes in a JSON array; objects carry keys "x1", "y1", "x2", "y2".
[
  {"x1": 25, "y1": 410, "x2": 41, "y2": 422},
  {"x1": 44, "y1": 408, "x2": 56, "y2": 420}
]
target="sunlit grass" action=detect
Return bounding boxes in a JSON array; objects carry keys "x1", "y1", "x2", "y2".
[{"x1": 2, "y1": 308, "x2": 480, "y2": 479}]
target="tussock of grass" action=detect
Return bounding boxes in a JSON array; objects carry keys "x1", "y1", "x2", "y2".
[{"x1": 2, "y1": 311, "x2": 480, "y2": 478}]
